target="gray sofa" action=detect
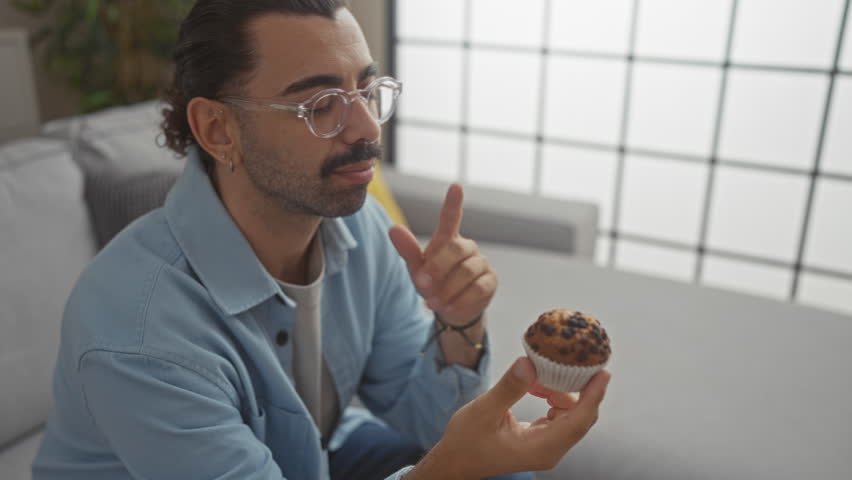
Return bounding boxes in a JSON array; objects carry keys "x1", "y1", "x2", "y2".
[{"x1": 0, "y1": 101, "x2": 599, "y2": 479}]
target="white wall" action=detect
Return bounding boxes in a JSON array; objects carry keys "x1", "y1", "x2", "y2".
[{"x1": 0, "y1": 3, "x2": 80, "y2": 121}]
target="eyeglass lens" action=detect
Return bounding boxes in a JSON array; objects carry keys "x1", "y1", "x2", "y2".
[{"x1": 308, "y1": 82, "x2": 398, "y2": 136}]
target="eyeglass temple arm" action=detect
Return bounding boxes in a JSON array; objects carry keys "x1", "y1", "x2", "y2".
[{"x1": 220, "y1": 96, "x2": 306, "y2": 114}]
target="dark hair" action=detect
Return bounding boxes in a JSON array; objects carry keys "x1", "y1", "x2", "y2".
[{"x1": 161, "y1": 0, "x2": 347, "y2": 164}]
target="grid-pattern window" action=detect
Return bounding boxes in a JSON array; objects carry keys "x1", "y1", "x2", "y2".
[{"x1": 390, "y1": 0, "x2": 852, "y2": 316}]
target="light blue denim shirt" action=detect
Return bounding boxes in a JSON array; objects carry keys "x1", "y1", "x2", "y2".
[{"x1": 32, "y1": 149, "x2": 491, "y2": 480}]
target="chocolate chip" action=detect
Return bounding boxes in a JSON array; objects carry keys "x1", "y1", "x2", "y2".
[
  {"x1": 602, "y1": 331, "x2": 609, "y2": 340},
  {"x1": 539, "y1": 323, "x2": 557, "y2": 336},
  {"x1": 561, "y1": 327, "x2": 575, "y2": 339},
  {"x1": 569, "y1": 317, "x2": 588, "y2": 328},
  {"x1": 590, "y1": 345, "x2": 600, "y2": 355},
  {"x1": 579, "y1": 338, "x2": 589, "y2": 346},
  {"x1": 559, "y1": 347, "x2": 572, "y2": 355},
  {"x1": 530, "y1": 343, "x2": 540, "y2": 352},
  {"x1": 525, "y1": 326, "x2": 535, "y2": 338},
  {"x1": 577, "y1": 352, "x2": 588, "y2": 363}
]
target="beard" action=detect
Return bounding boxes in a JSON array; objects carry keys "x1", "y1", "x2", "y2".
[{"x1": 237, "y1": 117, "x2": 382, "y2": 218}]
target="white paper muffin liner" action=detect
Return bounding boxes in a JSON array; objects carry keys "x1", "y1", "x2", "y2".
[{"x1": 523, "y1": 339, "x2": 607, "y2": 393}]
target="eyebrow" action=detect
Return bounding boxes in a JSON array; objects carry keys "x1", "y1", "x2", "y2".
[{"x1": 278, "y1": 63, "x2": 379, "y2": 97}]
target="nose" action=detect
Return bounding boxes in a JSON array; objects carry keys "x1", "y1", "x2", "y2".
[{"x1": 338, "y1": 94, "x2": 381, "y2": 146}]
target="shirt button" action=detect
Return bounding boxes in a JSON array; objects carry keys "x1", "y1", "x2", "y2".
[{"x1": 276, "y1": 330, "x2": 289, "y2": 346}]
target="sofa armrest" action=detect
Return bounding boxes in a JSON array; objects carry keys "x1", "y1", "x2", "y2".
[{"x1": 382, "y1": 167, "x2": 599, "y2": 259}]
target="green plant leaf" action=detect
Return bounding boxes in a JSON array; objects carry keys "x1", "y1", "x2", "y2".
[
  {"x1": 81, "y1": 90, "x2": 114, "y2": 113},
  {"x1": 105, "y1": 3, "x2": 120, "y2": 22},
  {"x1": 85, "y1": 0, "x2": 101, "y2": 25},
  {"x1": 24, "y1": 0, "x2": 192, "y2": 113},
  {"x1": 11, "y1": 0, "x2": 50, "y2": 14}
]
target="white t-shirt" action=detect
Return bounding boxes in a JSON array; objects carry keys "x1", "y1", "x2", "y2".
[{"x1": 275, "y1": 232, "x2": 339, "y2": 445}]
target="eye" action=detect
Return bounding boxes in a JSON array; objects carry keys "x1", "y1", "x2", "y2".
[{"x1": 312, "y1": 96, "x2": 335, "y2": 114}]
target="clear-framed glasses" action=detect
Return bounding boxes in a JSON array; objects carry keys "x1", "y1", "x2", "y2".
[{"x1": 219, "y1": 76, "x2": 403, "y2": 138}]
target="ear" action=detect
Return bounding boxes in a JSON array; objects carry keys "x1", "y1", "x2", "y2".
[{"x1": 186, "y1": 97, "x2": 237, "y2": 169}]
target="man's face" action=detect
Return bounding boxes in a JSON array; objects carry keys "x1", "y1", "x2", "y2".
[{"x1": 233, "y1": 9, "x2": 382, "y2": 218}]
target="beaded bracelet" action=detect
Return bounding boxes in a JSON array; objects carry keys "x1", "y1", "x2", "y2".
[{"x1": 420, "y1": 312, "x2": 484, "y2": 355}]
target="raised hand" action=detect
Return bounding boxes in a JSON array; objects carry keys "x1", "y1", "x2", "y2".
[{"x1": 388, "y1": 183, "x2": 497, "y2": 327}]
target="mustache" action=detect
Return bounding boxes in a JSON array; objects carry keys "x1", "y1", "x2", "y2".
[{"x1": 320, "y1": 143, "x2": 383, "y2": 178}]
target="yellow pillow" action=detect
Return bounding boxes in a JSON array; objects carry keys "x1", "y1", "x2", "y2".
[{"x1": 368, "y1": 162, "x2": 408, "y2": 226}]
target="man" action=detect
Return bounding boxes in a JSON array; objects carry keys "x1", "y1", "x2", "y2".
[{"x1": 32, "y1": 1, "x2": 610, "y2": 478}]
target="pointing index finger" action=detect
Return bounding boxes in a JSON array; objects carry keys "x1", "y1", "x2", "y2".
[{"x1": 434, "y1": 183, "x2": 464, "y2": 240}]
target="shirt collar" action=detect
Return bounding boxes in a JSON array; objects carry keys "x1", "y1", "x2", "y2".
[{"x1": 164, "y1": 148, "x2": 358, "y2": 316}]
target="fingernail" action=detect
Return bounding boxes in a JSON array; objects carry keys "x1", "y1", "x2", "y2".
[
  {"x1": 427, "y1": 297, "x2": 441, "y2": 310},
  {"x1": 415, "y1": 272, "x2": 432, "y2": 289}
]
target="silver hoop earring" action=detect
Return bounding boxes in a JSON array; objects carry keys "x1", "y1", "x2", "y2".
[{"x1": 221, "y1": 153, "x2": 235, "y2": 173}]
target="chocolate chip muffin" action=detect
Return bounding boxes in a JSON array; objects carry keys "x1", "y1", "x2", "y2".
[
  {"x1": 525, "y1": 309, "x2": 611, "y2": 366},
  {"x1": 522, "y1": 309, "x2": 611, "y2": 392}
]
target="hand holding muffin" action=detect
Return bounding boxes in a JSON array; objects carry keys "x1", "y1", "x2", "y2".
[
  {"x1": 406, "y1": 309, "x2": 613, "y2": 478},
  {"x1": 406, "y1": 357, "x2": 611, "y2": 479}
]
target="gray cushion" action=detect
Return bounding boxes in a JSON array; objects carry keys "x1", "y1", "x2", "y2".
[
  {"x1": 0, "y1": 139, "x2": 97, "y2": 447},
  {"x1": 44, "y1": 101, "x2": 185, "y2": 248},
  {"x1": 0, "y1": 430, "x2": 42, "y2": 480},
  {"x1": 85, "y1": 168, "x2": 178, "y2": 248},
  {"x1": 44, "y1": 100, "x2": 184, "y2": 176}
]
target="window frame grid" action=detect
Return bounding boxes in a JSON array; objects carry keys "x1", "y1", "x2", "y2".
[
  {"x1": 389, "y1": 0, "x2": 852, "y2": 303},
  {"x1": 790, "y1": 0, "x2": 852, "y2": 299}
]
